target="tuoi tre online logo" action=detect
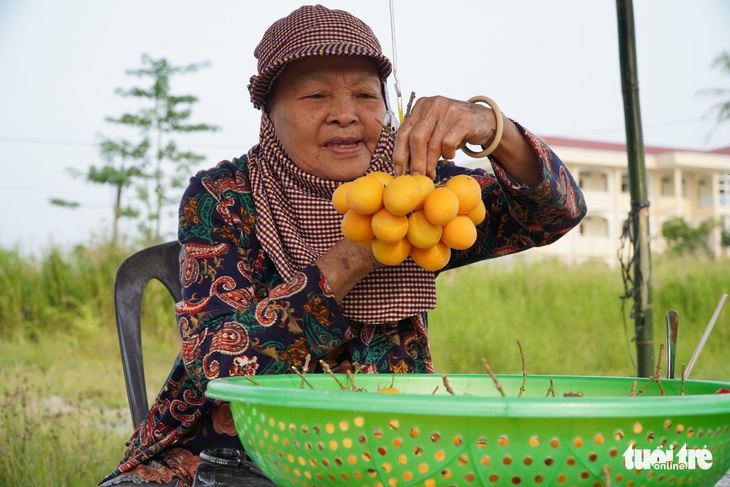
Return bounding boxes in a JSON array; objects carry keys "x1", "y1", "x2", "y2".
[{"x1": 623, "y1": 443, "x2": 713, "y2": 471}]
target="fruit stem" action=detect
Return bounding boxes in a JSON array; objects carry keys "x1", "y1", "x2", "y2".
[{"x1": 481, "y1": 358, "x2": 506, "y2": 397}]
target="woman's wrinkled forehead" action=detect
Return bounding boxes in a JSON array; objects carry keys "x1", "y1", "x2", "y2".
[
  {"x1": 247, "y1": 4, "x2": 392, "y2": 110},
  {"x1": 268, "y1": 56, "x2": 383, "y2": 97}
]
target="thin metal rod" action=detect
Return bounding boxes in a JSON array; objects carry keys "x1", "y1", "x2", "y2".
[
  {"x1": 684, "y1": 294, "x2": 728, "y2": 379},
  {"x1": 388, "y1": 0, "x2": 404, "y2": 123},
  {"x1": 665, "y1": 310, "x2": 678, "y2": 379}
]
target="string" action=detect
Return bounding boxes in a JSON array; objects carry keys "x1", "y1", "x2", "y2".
[
  {"x1": 388, "y1": 0, "x2": 404, "y2": 123},
  {"x1": 618, "y1": 199, "x2": 650, "y2": 376}
]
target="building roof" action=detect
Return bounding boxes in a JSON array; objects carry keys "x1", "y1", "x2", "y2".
[
  {"x1": 539, "y1": 135, "x2": 730, "y2": 156},
  {"x1": 709, "y1": 146, "x2": 730, "y2": 155}
]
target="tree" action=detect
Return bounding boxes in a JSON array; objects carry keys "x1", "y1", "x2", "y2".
[
  {"x1": 87, "y1": 138, "x2": 148, "y2": 244},
  {"x1": 661, "y1": 217, "x2": 717, "y2": 256},
  {"x1": 52, "y1": 54, "x2": 219, "y2": 245},
  {"x1": 110, "y1": 54, "x2": 220, "y2": 242},
  {"x1": 702, "y1": 51, "x2": 730, "y2": 136}
]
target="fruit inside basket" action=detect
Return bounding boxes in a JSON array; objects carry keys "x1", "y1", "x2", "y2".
[{"x1": 206, "y1": 374, "x2": 730, "y2": 487}]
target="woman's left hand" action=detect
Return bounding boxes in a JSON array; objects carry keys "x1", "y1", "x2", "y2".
[
  {"x1": 392, "y1": 95, "x2": 542, "y2": 187},
  {"x1": 392, "y1": 95, "x2": 498, "y2": 179}
]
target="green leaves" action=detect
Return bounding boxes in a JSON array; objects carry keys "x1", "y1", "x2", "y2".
[
  {"x1": 49, "y1": 199, "x2": 80, "y2": 208},
  {"x1": 661, "y1": 217, "x2": 719, "y2": 256},
  {"x1": 700, "y1": 51, "x2": 730, "y2": 127},
  {"x1": 55, "y1": 53, "x2": 219, "y2": 246}
]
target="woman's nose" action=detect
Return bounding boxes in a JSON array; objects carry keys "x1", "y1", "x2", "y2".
[{"x1": 326, "y1": 95, "x2": 358, "y2": 126}]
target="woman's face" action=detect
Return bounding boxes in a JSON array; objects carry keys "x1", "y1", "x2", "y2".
[{"x1": 268, "y1": 56, "x2": 387, "y2": 181}]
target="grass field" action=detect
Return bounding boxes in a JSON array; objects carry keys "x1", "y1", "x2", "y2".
[
  {"x1": 430, "y1": 258, "x2": 730, "y2": 380},
  {"x1": 0, "y1": 244, "x2": 728, "y2": 485}
]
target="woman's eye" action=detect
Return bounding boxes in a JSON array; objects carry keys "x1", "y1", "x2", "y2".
[{"x1": 305, "y1": 93, "x2": 326, "y2": 99}]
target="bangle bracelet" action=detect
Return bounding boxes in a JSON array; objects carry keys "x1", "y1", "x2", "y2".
[{"x1": 460, "y1": 95, "x2": 504, "y2": 158}]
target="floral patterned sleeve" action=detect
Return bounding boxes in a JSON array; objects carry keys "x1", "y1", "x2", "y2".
[
  {"x1": 175, "y1": 159, "x2": 349, "y2": 391},
  {"x1": 440, "y1": 122, "x2": 587, "y2": 269}
]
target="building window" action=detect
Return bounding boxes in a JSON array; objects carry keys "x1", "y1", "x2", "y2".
[
  {"x1": 621, "y1": 174, "x2": 629, "y2": 193},
  {"x1": 661, "y1": 176, "x2": 673, "y2": 197},
  {"x1": 579, "y1": 216, "x2": 609, "y2": 238},
  {"x1": 579, "y1": 171, "x2": 608, "y2": 192},
  {"x1": 698, "y1": 177, "x2": 713, "y2": 208},
  {"x1": 720, "y1": 173, "x2": 730, "y2": 207}
]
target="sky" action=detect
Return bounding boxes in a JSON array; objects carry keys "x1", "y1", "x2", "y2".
[{"x1": 1, "y1": 0, "x2": 729, "y2": 254}]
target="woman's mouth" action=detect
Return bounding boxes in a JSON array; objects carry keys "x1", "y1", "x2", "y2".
[{"x1": 325, "y1": 138, "x2": 361, "y2": 153}]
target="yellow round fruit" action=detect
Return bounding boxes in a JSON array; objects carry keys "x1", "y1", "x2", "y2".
[
  {"x1": 423, "y1": 187, "x2": 459, "y2": 226},
  {"x1": 332, "y1": 181, "x2": 352, "y2": 214},
  {"x1": 371, "y1": 208, "x2": 409, "y2": 243},
  {"x1": 367, "y1": 171, "x2": 394, "y2": 186},
  {"x1": 466, "y1": 199, "x2": 487, "y2": 225},
  {"x1": 445, "y1": 174, "x2": 482, "y2": 214},
  {"x1": 341, "y1": 210, "x2": 374, "y2": 243},
  {"x1": 441, "y1": 215, "x2": 478, "y2": 250},
  {"x1": 410, "y1": 241, "x2": 451, "y2": 271},
  {"x1": 346, "y1": 176, "x2": 385, "y2": 215},
  {"x1": 413, "y1": 174, "x2": 435, "y2": 210},
  {"x1": 406, "y1": 210, "x2": 442, "y2": 249},
  {"x1": 379, "y1": 387, "x2": 401, "y2": 394},
  {"x1": 383, "y1": 175, "x2": 422, "y2": 216},
  {"x1": 372, "y1": 238, "x2": 412, "y2": 266}
]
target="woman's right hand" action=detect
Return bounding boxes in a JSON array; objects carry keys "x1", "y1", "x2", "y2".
[{"x1": 314, "y1": 239, "x2": 381, "y2": 302}]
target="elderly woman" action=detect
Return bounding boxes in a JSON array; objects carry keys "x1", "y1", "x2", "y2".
[{"x1": 100, "y1": 4, "x2": 586, "y2": 486}]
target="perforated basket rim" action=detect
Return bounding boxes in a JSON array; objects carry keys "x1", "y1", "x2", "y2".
[{"x1": 205, "y1": 374, "x2": 730, "y2": 419}]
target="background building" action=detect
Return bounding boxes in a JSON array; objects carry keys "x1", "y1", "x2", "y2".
[{"x1": 464, "y1": 137, "x2": 730, "y2": 266}]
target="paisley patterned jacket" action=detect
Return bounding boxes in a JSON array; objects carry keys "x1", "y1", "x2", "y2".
[{"x1": 102, "y1": 126, "x2": 586, "y2": 482}]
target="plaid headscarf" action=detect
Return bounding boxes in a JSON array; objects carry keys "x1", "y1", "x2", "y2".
[{"x1": 246, "y1": 6, "x2": 437, "y2": 323}]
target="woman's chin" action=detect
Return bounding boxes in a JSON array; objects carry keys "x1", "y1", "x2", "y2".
[{"x1": 325, "y1": 161, "x2": 374, "y2": 182}]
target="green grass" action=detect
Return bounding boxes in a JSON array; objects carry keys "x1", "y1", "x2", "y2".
[
  {"x1": 0, "y1": 242, "x2": 181, "y2": 485},
  {"x1": 0, "y1": 244, "x2": 728, "y2": 484},
  {"x1": 0, "y1": 307, "x2": 181, "y2": 485},
  {"x1": 430, "y1": 257, "x2": 730, "y2": 381}
]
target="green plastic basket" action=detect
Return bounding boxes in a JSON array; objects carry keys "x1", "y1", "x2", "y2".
[{"x1": 206, "y1": 374, "x2": 730, "y2": 487}]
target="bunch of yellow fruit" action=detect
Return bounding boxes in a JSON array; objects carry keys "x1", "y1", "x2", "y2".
[{"x1": 332, "y1": 171, "x2": 486, "y2": 271}]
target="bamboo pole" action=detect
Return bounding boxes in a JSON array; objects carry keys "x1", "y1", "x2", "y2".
[{"x1": 616, "y1": 0, "x2": 655, "y2": 377}]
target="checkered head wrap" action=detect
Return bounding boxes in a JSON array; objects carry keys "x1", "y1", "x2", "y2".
[
  {"x1": 248, "y1": 4, "x2": 393, "y2": 110},
  {"x1": 245, "y1": 7, "x2": 437, "y2": 324}
]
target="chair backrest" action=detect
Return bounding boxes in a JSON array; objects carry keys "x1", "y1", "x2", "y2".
[{"x1": 114, "y1": 240, "x2": 182, "y2": 428}]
